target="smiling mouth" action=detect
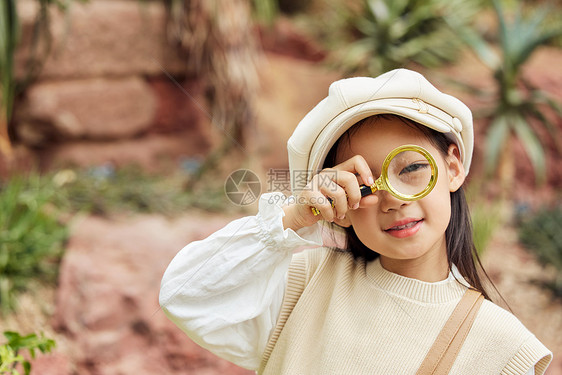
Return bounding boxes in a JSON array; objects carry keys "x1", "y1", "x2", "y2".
[
  {"x1": 384, "y1": 219, "x2": 423, "y2": 232},
  {"x1": 386, "y1": 220, "x2": 422, "y2": 231},
  {"x1": 383, "y1": 219, "x2": 424, "y2": 238}
]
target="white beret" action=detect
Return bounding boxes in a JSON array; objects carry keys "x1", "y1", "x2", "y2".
[{"x1": 287, "y1": 68, "x2": 474, "y2": 193}]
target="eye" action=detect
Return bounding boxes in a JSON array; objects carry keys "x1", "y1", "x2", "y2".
[{"x1": 399, "y1": 162, "x2": 429, "y2": 175}]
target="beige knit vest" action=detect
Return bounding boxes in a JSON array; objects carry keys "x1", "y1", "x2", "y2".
[{"x1": 258, "y1": 248, "x2": 552, "y2": 375}]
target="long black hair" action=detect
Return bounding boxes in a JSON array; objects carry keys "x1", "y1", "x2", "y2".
[{"x1": 323, "y1": 114, "x2": 497, "y2": 301}]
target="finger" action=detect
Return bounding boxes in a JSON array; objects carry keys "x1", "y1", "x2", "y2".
[
  {"x1": 331, "y1": 170, "x2": 362, "y2": 209},
  {"x1": 316, "y1": 168, "x2": 363, "y2": 211},
  {"x1": 319, "y1": 181, "x2": 346, "y2": 219},
  {"x1": 315, "y1": 170, "x2": 353, "y2": 217},
  {"x1": 311, "y1": 192, "x2": 335, "y2": 221},
  {"x1": 303, "y1": 176, "x2": 333, "y2": 220},
  {"x1": 301, "y1": 178, "x2": 335, "y2": 221},
  {"x1": 335, "y1": 155, "x2": 375, "y2": 187}
]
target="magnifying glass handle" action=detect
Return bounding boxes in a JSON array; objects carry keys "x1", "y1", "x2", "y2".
[
  {"x1": 310, "y1": 184, "x2": 376, "y2": 216},
  {"x1": 360, "y1": 184, "x2": 377, "y2": 197}
]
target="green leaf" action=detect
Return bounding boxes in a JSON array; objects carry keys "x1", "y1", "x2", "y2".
[
  {"x1": 485, "y1": 116, "x2": 510, "y2": 175},
  {"x1": 23, "y1": 360, "x2": 31, "y2": 375},
  {"x1": 492, "y1": 0, "x2": 508, "y2": 56},
  {"x1": 251, "y1": 0, "x2": 278, "y2": 26},
  {"x1": 367, "y1": 0, "x2": 390, "y2": 23},
  {"x1": 0, "y1": 331, "x2": 56, "y2": 375},
  {"x1": 450, "y1": 22, "x2": 499, "y2": 70},
  {"x1": 512, "y1": 116, "x2": 547, "y2": 184},
  {"x1": 531, "y1": 90, "x2": 562, "y2": 117},
  {"x1": 0, "y1": 343, "x2": 24, "y2": 372},
  {"x1": 1, "y1": 330, "x2": 56, "y2": 374},
  {"x1": 526, "y1": 106, "x2": 557, "y2": 140},
  {"x1": 3, "y1": 331, "x2": 19, "y2": 341}
]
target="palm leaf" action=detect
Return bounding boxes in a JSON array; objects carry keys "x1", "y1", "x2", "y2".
[
  {"x1": 485, "y1": 115, "x2": 510, "y2": 175},
  {"x1": 492, "y1": 0, "x2": 508, "y2": 59},
  {"x1": 530, "y1": 90, "x2": 562, "y2": 119},
  {"x1": 513, "y1": 27, "x2": 562, "y2": 71},
  {"x1": 517, "y1": 27, "x2": 562, "y2": 69},
  {"x1": 367, "y1": 0, "x2": 391, "y2": 23},
  {"x1": 340, "y1": 38, "x2": 373, "y2": 72},
  {"x1": 447, "y1": 18, "x2": 499, "y2": 70},
  {"x1": 519, "y1": 60, "x2": 562, "y2": 154},
  {"x1": 524, "y1": 100, "x2": 562, "y2": 154},
  {"x1": 512, "y1": 115, "x2": 547, "y2": 184},
  {"x1": 345, "y1": 0, "x2": 480, "y2": 75}
]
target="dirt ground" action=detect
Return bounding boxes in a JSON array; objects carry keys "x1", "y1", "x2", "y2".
[
  {"x1": 483, "y1": 224, "x2": 562, "y2": 374},
  {"x1": 1, "y1": 210, "x2": 560, "y2": 374}
]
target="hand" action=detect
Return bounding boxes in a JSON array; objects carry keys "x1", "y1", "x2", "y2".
[{"x1": 282, "y1": 155, "x2": 378, "y2": 231}]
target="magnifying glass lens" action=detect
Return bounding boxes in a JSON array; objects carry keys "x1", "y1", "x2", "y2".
[{"x1": 387, "y1": 150, "x2": 433, "y2": 197}]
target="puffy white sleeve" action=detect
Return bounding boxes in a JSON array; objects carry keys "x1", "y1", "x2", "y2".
[{"x1": 159, "y1": 193, "x2": 323, "y2": 370}]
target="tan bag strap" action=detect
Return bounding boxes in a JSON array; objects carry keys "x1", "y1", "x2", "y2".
[{"x1": 416, "y1": 288, "x2": 484, "y2": 375}]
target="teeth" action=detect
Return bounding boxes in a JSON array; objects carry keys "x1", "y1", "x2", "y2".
[{"x1": 391, "y1": 221, "x2": 419, "y2": 230}]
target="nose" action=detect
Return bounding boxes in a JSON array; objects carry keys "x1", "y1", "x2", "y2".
[{"x1": 378, "y1": 190, "x2": 410, "y2": 212}]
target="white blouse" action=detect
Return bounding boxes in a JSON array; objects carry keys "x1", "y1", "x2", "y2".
[{"x1": 159, "y1": 193, "x2": 535, "y2": 375}]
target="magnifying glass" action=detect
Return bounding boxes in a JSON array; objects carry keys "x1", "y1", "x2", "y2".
[{"x1": 311, "y1": 144, "x2": 438, "y2": 216}]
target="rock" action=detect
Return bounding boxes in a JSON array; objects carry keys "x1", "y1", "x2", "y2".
[
  {"x1": 17, "y1": 52, "x2": 339, "y2": 172},
  {"x1": 15, "y1": 0, "x2": 185, "y2": 80},
  {"x1": 53, "y1": 214, "x2": 255, "y2": 375},
  {"x1": 19, "y1": 77, "x2": 156, "y2": 141},
  {"x1": 31, "y1": 352, "x2": 73, "y2": 375},
  {"x1": 36, "y1": 128, "x2": 216, "y2": 171},
  {"x1": 148, "y1": 77, "x2": 208, "y2": 135}
]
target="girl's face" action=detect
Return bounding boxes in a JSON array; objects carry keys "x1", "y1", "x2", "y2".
[{"x1": 335, "y1": 116, "x2": 465, "y2": 279}]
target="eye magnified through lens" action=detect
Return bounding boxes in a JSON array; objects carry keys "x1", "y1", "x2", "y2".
[
  {"x1": 383, "y1": 145, "x2": 437, "y2": 200},
  {"x1": 311, "y1": 145, "x2": 438, "y2": 216}
]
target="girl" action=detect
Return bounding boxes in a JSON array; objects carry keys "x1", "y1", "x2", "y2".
[{"x1": 160, "y1": 69, "x2": 552, "y2": 374}]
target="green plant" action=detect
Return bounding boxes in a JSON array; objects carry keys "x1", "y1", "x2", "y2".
[
  {"x1": 251, "y1": 0, "x2": 312, "y2": 25},
  {"x1": 470, "y1": 199, "x2": 504, "y2": 255},
  {"x1": 336, "y1": 0, "x2": 481, "y2": 75},
  {"x1": 251, "y1": 0, "x2": 278, "y2": 25},
  {"x1": 0, "y1": 174, "x2": 67, "y2": 314},
  {"x1": 457, "y1": 0, "x2": 562, "y2": 185},
  {"x1": 290, "y1": 0, "x2": 359, "y2": 52},
  {"x1": 0, "y1": 331, "x2": 55, "y2": 375},
  {"x1": 51, "y1": 166, "x2": 229, "y2": 216},
  {"x1": 518, "y1": 205, "x2": 562, "y2": 298},
  {"x1": 466, "y1": 181, "x2": 505, "y2": 255}
]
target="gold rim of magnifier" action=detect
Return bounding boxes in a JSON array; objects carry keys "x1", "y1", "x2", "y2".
[{"x1": 375, "y1": 144, "x2": 438, "y2": 201}]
